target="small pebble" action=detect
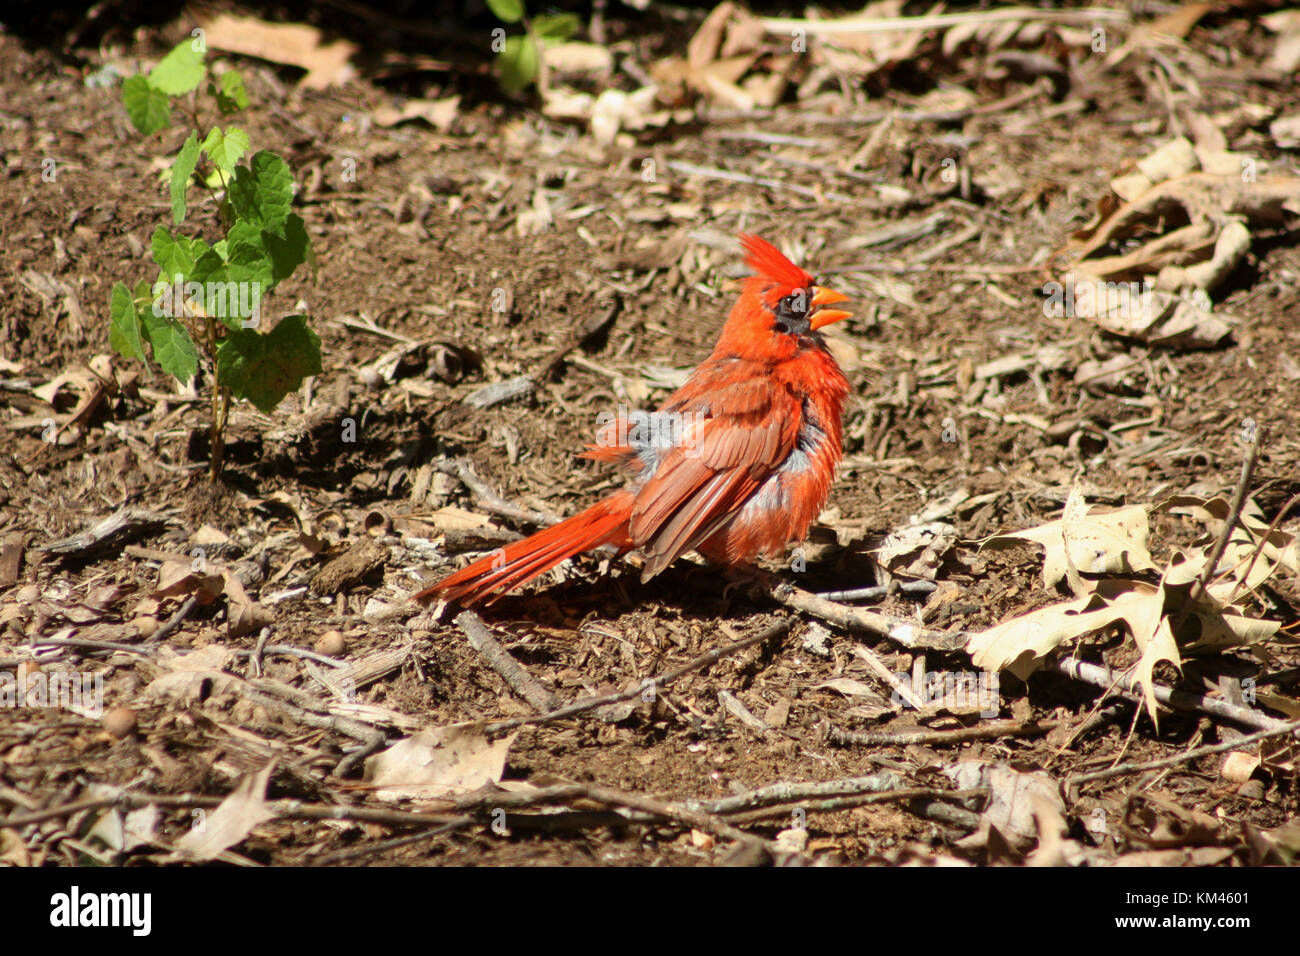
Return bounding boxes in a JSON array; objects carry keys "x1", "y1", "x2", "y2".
[
  {"x1": 133, "y1": 615, "x2": 159, "y2": 639},
  {"x1": 103, "y1": 707, "x2": 137, "y2": 739},
  {"x1": 315, "y1": 630, "x2": 346, "y2": 656}
]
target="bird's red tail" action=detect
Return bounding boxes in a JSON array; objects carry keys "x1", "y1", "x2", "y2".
[{"x1": 413, "y1": 492, "x2": 634, "y2": 606}]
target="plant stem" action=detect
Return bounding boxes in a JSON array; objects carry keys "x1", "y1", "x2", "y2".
[
  {"x1": 210, "y1": 385, "x2": 230, "y2": 481},
  {"x1": 200, "y1": 306, "x2": 225, "y2": 481}
]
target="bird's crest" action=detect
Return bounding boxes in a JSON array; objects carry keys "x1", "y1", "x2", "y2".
[{"x1": 739, "y1": 233, "x2": 813, "y2": 291}]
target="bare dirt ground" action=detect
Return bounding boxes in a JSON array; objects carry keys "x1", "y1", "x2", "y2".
[{"x1": 2, "y1": 2, "x2": 1299, "y2": 867}]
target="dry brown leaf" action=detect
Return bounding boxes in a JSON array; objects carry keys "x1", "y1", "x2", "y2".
[
  {"x1": 173, "y1": 762, "x2": 277, "y2": 861},
  {"x1": 874, "y1": 521, "x2": 956, "y2": 580},
  {"x1": 153, "y1": 559, "x2": 224, "y2": 604},
  {"x1": 967, "y1": 581, "x2": 1158, "y2": 680},
  {"x1": 364, "y1": 725, "x2": 515, "y2": 803},
  {"x1": 371, "y1": 96, "x2": 459, "y2": 131},
  {"x1": 199, "y1": 13, "x2": 356, "y2": 89},
  {"x1": 1159, "y1": 494, "x2": 1299, "y2": 591},
  {"x1": 945, "y1": 760, "x2": 1064, "y2": 851},
  {"x1": 142, "y1": 644, "x2": 241, "y2": 703},
  {"x1": 982, "y1": 503, "x2": 1155, "y2": 589}
]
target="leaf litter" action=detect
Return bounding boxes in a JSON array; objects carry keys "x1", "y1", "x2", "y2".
[{"x1": 1, "y1": 2, "x2": 1299, "y2": 869}]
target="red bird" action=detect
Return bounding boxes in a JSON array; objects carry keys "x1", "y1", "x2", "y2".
[{"x1": 415, "y1": 234, "x2": 852, "y2": 606}]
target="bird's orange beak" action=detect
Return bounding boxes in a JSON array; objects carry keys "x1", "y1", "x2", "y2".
[{"x1": 809, "y1": 286, "x2": 852, "y2": 330}]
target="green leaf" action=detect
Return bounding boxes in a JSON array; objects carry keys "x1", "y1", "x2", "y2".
[
  {"x1": 109, "y1": 283, "x2": 146, "y2": 362},
  {"x1": 148, "y1": 40, "x2": 206, "y2": 96},
  {"x1": 188, "y1": 247, "x2": 226, "y2": 285},
  {"x1": 533, "y1": 13, "x2": 580, "y2": 41},
  {"x1": 227, "y1": 150, "x2": 293, "y2": 236},
  {"x1": 486, "y1": 0, "x2": 525, "y2": 23},
  {"x1": 201, "y1": 126, "x2": 250, "y2": 179},
  {"x1": 264, "y1": 214, "x2": 312, "y2": 283},
  {"x1": 151, "y1": 225, "x2": 199, "y2": 280},
  {"x1": 217, "y1": 316, "x2": 322, "y2": 413},
  {"x1": 141, "y1": 307, "x2": 200, "y2": 384},
  {"x1": 122, "y1": 75, "x2": 171, "y2": 134},
  {"x1": 173, "y1": 245, "x2": 262, "y2": 332},
  {"x1": 170, "y1": 131, "x2": 201, "y2": 223},
  {"x1": 221, "y1": 245, "x2": 272, "y2": 327},
  {"x1": 215, "y1": 69, "x2": 249, "y2": 114},
  {"x1": 499, "y1": 35, "x2": 539, "y2": 94}
]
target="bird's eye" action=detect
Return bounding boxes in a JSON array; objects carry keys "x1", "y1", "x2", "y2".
[{"x1": 774, "y1": 288, "x2": 811, "y2": 334}]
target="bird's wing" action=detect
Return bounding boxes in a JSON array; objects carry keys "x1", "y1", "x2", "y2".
[{"x1": 627, "y1": 370, "x2": 802, "y2": 578}]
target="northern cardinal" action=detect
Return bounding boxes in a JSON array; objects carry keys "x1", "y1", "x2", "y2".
[{"x1": 415, "y1": 234, "x2": 852, "y2": 607}]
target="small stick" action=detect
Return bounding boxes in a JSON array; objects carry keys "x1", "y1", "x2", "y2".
[
  {"x1": 229, "y1": 644, "x2": 348, "y2": 669},
  {"x1": 147, "y1": 594, "x2": 198, "y2": 645},
  {"x1": 666, "y1": 160, "x2": 843, "y2": 201},
  {"x1": 829, "y1": 718, "x2": 1062, "y2": 747},
  {"x1": 758, "y1": 154, "x2": 881, "y2": 184},
  {"x1": 1231, "y1": 490, "x2": 1300, "y2": 602},
  {"x1": 850, "y1": 643, "x2": 925, "y2": 710},
  {"x1": 579, "y1": 783, "x2": 771, "y2": 850},
  {"x1": 816, "y1": 580, "x2": 936, "y2": 601},
  {"x1": 685, "y1": 770, "x2": 904, "y2": 815},
  {"x1": 710, "y1": 130, "x2": 828, "y2": 148},
  {"x1": 717, "y1": 690, "x2": 769, "y2": 732},
  {"x1": 0, "y1": 792, "x2": 461, "y2": 831},
  {"x1": 28, "y1": 636, "x2": 152, "y2": 657},
  {"x1": 457, "y1": 611, "x2": 561, "y2": 713},
  {"x1": 760, "y1": 8, "x2": 1128, "y2": 37},
  {"x1": 1192, "y1": 435, "x2": 1261, "y2": 604},
  {"x1": 1067, "y1": 715, "x2": 1300, "y2": 785},
  {"x1": 1053, "y1": 656, "x2": 1288, "y2": 732},
  {"x1": 483, "y1": 618, "x2": 793, "y2": 734},
  {"x1": 722, "y1": 787, "x2": 985, "y2": 826},
  {"x1": 433, "y1": 458, "x2": 560, "y2": 527},
  {"x1": 311, "y1": 817, "x2": 475, "y2": 864},
  {"x1": 756, "y1": 574, "x2": 967, "y2": 650},
  {"x1": 249, "y1": 625, "x2": 272, "y2": 678}
]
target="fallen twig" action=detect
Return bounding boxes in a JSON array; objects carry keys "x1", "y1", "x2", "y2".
[
  {"x1": 760, "y1": 6, "x2": 1128, "y2": 35},
  {"x1": 483, "y1": 618, "x2": 794, "y2": 734},
  {"x1": 432, "y1": 458, "x2": 560, "y2": 527},
  {"x1": 756, "y1": 574, "x2": 967, "y2": 650},
  {"x1": 1053, "y1": 656, "x2": 1289, "y2": 733},
  {"x1": 1192, "y1": 434, "x2": 1261, "y2": 604},
  {"x1": 723, "y1": 787, "x2": 985, "y2": 827},
  {"x1": 1067, "y1": 715, "x2": 1300, "y2": 786},
  {"x1": 829, "y1": 718, "x2": 1063, "y2": 748},
  {"x1": 580, "y1": 783, "x2": 772, "y2": 851},
  {"x1": 458, "y1": 610, "x2": 561, "y2": 713},
  {"x1": 685, "y1": 770, "x2": 904, "y2": 815},
  {"x1": 815, "y1": 580, "x2": 937, "y2": 602},
  {"x1": 1231, "y1": 490, "x2": 1300, "y2": 602},
  {"x1": 146, "y1": 594, "x2": 198, "y2": 645}
]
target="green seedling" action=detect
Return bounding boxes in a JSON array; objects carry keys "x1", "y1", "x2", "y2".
[
  {"x1": 487, "y1": 0, "x2": 580, "y2": 94},
  {"x1": 110, "y1": 35, "x2": 320, "y2": 480}
]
